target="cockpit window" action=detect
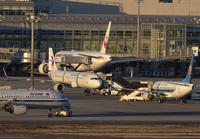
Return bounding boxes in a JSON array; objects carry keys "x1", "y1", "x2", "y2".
[
  {"x1": 90, "y1": 78, "x2": 101, "y2": 80},
  {"x1": 61, "y1": 95, "x2": 66, "y2": 98}
]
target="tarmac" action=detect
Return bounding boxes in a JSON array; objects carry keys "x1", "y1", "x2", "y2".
[{"x1": 0, "y1": 76, "x2": 200, "y2": 125}]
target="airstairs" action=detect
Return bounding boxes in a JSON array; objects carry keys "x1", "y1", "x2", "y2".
[
  {"x1": 119, "y1": 81, "x2": 141, "y2": 95},
  {"x1": 112, "y1": 74, "x2": 130, "y2": 87},
  {"x1": 97, "y1": 73, "x2": 153, "y2": 100},
  {"x1": 119, "y1": 81, "x2": 153, "y2": 101}
]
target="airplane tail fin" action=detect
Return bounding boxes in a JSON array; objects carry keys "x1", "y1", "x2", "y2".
[
  {"x1": 49, "y1": 48, "x2": 58, "y2": 71},
  {"x1": 181, "y1": 54, "x2": 195, "y2": 84},
  {"x1": 100, "y1": 21, "x2": 111, "y2": 54}
]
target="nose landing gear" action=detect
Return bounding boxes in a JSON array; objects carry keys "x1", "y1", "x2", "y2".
[{"x1": 84, "y1": 89, "x2": 96, "y2": 96}]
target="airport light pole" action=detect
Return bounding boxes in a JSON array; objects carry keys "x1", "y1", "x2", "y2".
[
  {"x1": 30, "y1": 15, "x2": 34, "y2": 90},
  {"x1": 136, "y1": 0, "x2": 143, "y2": 76},
  {"x1": 27, "y1": 15, "x2": 41, "y2": 90}
]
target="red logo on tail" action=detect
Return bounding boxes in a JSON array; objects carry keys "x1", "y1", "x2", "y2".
[
  {"x1": 51, "y1": 56, "x2": 54, "y2": 68},
  {"x1": 188, "y1": 66, "x2": 192, "y2": 77},
  {"x1": 104, "y1": 36, "x2": 108, "y2": 49}
]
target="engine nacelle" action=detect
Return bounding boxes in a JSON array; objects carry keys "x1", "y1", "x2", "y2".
[
  {"x1": 142, "y1": 93, "x2": 154, "y2": 100},
  {"x1": 53, "y1": 83, "x2": 65, "y2": 93},
  {"x1": 71, "y1": 82, "x2": 79, "y2": 88},
  {"x1": 5, "y1": 105, "x2": 27, "y2": 115},
  {"x1": 38, "y1": 63, "x2": 48, "y2": 73}
]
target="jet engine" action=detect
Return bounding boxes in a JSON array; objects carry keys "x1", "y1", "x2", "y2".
[
  {"x1": 38, "y1": 63, "x2": 48, "y2": 73},
  {"x1": 5, "y1": 105, "x2": 27, "y2": 115},
  {"x1": 53, "y1": 83, "x2": 65, "y2": 93},
  {"x1": 142, "y1": 93, "x2": 154, "y2": 100}
]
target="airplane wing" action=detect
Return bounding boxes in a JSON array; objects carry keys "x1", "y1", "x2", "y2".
[
  {"x1": 194, "y1": 84, "x2": 200, "y2": 87},
  {"x1": 0, "y1": 98, "x2": 16, "y2": 107},
  {"x1": 109, "y1": 56, "x2": 181, "y2": 65},
  {"x1": 3, "y1": 68, "x2": 52, "y2": 82},
  {"x1": 112, "y1": 55, "x2": 144, "y2": 59},
  {"x1": 1, "y1": 54, "x2": 60, "y2": 64},
  {"x1": 3, "y1": 68, "x2": 73, "y2": 87},
  {"x1": 190, "y1": 91, "x2": 200, "y2": 94},
  {"x1": 0, "y1": 54, "x2": 48, "y2": 62},
  {"x1": 78, "y1": 54, "x2": 104, "y2": 59}
]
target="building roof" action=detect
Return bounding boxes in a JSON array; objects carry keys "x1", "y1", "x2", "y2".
[
  {"x1": 0, "y1": 2, "x2": 34, "y2": 6},
  {"x1": 0, "y1": 14, "x2": 200, "y2": 25}
]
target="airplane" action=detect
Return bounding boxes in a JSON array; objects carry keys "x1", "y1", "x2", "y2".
[
  {"x1": 151, "y1": 54, "x2": 195, "y2": 104},
  {"x1": 0, "y1": 89, "x2": 72, "y2": 117},
  {"x1": 3, "y1": 48, "x2": 103, "y2": 95},
  {"x1": 114, "y1": 54, "x2": 199, "y2": 104},
  {"x1": 38, "y1": 21, "x2": 182, "y2": 74},
  {"x1": 38, "y1": 21, "x2": 112, "y2": 73},
  {"x1": 47, "y1": 48, "x2": 103, "y2": 95}
]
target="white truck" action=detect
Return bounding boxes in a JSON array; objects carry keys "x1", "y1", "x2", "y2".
[{"x1": 99, "y1": 83, "x2": 119, "y2": 96}]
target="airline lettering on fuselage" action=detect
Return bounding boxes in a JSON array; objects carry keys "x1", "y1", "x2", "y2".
[
  {"x1": 30, "y1": 93, "x2": 43, "y2": 95},
  {"x1": 70, "y1": 74, "x2": 78, "y2": 76},
  {"x1": 81, "y1": 75, "x2": 87, "y2": 77}
]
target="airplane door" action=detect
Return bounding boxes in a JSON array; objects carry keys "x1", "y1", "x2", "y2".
[{"x1": 177, "y1": 86, "x2": 181, "y2": 93}]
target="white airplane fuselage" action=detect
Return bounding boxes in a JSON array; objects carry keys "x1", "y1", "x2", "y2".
[
  {"x1": 0, "y1": 90, "x2": 70, "y2": 109},
  {"x1": 48, "y1": 70, "x2": 102, "y2": 89},
  {"x1": 55, "y1": 51, "x2": 112, "y2": 71},
  {"x1": 152, "y1": 81, "x2": 193, "y2": 98}
]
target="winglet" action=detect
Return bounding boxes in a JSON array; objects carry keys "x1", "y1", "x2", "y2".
[
  {"x1": 49, "y1": 48, "x2": 58, "y2": 71},
  {"x1": 181, "y1": 54, "x2": 195, "y2": 84},
  {"x1": 100, "y1": 21, "x2": 111, "y2": 54}
]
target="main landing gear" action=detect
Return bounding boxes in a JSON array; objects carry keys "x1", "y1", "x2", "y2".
[
  {"x1": 180, "y1": 95, "x2": 191, "y2": 104},
  {"x1": 158, "y1": 98, "x2": 166, "y2": 104},
  {"x1": 84, "y1": 89, "x2": 91, "y2": 96},
  {"x1": 155, "y1": 95, "x2": 166, "y2": 104},
  {"x1": 84, "y1": 89, "x2": 96, "y2": 96},
  {"x1": 48, "y1": 108, "x2": 73, "y2": 117},
  {"x1": 48, "y1": 109, "x2": 53, "y2": 117},
  {"x1": 180, "y1": 99, "x2": 187, "y2": 104}
]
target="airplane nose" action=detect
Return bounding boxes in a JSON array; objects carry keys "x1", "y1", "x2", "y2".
[
  {"x1": 64, "y1": 99, "x2": 71, "y2": 107},
  {"x1": 94, "y1": 80, "x2": 102, "y2": 88}
]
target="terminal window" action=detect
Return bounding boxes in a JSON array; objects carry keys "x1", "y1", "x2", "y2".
[{"x1": 159, "y1": 0, "x2": 173, "y2": 3}]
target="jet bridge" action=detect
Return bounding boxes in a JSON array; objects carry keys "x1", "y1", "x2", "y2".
[{"x1": 59, "y1": 55, "x2": 92, "y2": 71}]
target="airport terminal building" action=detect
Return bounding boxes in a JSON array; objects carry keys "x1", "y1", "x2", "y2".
[{"x1": 0, "y1": 0, "x2": 200, "y2": 76}]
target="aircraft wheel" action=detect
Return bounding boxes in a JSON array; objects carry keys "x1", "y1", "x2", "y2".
[
  {"x1": 48, "y1": 114, "x2": 53, "y2": 117},
  {"x1": 48, "y1": 109, "x2": 53, "y2": 117},
  {"x1": 84, "y1": 89, "x2": 91, "y2": 96},
  {"x1": 181, "y1": 99, "x2": 187, "y2": 104},
  {"x1": 67, "y1": 110, "x2": 72, "y2": 117},
  {"x1": 159, "y1": 99, "x2": 165, "y2": 103},
  {"x1": 104, "y1": 92, "x2": 108, "y2": 96}
]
